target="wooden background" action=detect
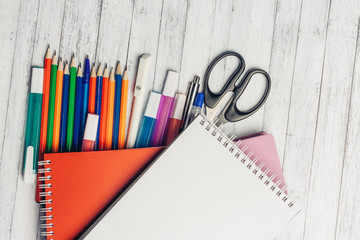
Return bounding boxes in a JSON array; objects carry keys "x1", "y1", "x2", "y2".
[{"x1": 1, "y1": 0, "x2": 360, "y2": 239}]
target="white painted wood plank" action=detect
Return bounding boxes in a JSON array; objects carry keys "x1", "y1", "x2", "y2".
[
  {"x1": 125, "y1": 0, "x2": 163, "y2": 133},
  {"x1": 0, "y1": 0, "x2": 20, "y2": 166},
  {"x1": 335, "y1": 23, "x2": 360, "y2": 240},
  {"x1": 262, "y1": 0, "x2": 302, "y2": 164},
  {"x1": 275, "y1": 0, "x2": 331, "y2": 239},
  {"x1": 179, "y1": 0, "x2": 216, "y2": 93},
  {"x1": 303, "y1": 0, "x2": 359, "y2": 238},
  {"x1": 0, "y1": 0, "x2": 40, "y2": 239},
  {"x1": 58, "y1": 0, "x2": 102, "y2": 63},
  {"x1": 95, "y1": 0, "x2": 134, "y2": 68},
  {"x1": 227, "y1": 0, "x2": 276, "y2": 138},
  {"x1": 152, "y1": 0, "x2": 188, "y2": 92}
]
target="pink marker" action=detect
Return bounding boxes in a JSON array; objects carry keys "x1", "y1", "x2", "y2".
[
  {"x1": 151, "y1": 71, "x2": 178, "y2": 146},
  {"x1": 81, "y1": 113, "x2": 99, "y2": 151}
]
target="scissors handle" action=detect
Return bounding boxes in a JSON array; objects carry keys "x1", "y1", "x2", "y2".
[
  {"x1": 218, "y1": 69, "x2": 271, "y2": 124},
  {"x1": 204, "y1": 51, "x2": 245, "y2": 109}
]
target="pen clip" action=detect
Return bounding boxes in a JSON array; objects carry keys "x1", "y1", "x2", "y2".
[{"x1": 24, "y1": 146, "x2": 36, "y2": 183}]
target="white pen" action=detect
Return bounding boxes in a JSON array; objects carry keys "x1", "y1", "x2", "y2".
[{"x1": 126, "y1": 53, "x2": 151, "y2": 148}]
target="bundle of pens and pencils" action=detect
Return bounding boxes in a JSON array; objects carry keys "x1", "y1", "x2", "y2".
[{"x1": 22, "y1": 46, "x2": 204, "y2": 183}]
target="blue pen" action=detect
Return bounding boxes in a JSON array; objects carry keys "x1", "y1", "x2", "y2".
[
  {"x1": 112, "y1": 63, "x2": 122, "y2": 150},
  {"x1": 59, "y1": 63, "x2": 70, "y2": 152},
  {"x1": 134, "y1": 92, "x2": 162, "y2": 148},
  {"x1": 188, "y1": 93, "x2": 204, "y2": 124},
  {"x1": 81, "y1": 57, "x2": 90, "y2": 141},
  {"x1": 73, "y1": 65, "x2": 83, "y2": 151},
  {"x1": 94, "y1": 65, "x2": 103, "y2": 150}
]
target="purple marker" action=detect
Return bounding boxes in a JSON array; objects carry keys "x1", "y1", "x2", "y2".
[{"x1": 151, "y1": 71, "x2": 178, "y2": 146}]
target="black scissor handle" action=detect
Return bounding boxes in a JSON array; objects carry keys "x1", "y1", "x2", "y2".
[
  {"x1": 204, "y1": 51, "x2": 246, "y2": 109},
  {"x1": 222, "y1": 68, "x2": 271, "y2": 122}
]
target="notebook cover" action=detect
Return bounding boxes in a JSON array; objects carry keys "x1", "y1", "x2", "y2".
[
  {"x1": 40, "y1": 147, "x2": 164, "y2": 240},
  {"x1": 80, "y1": 116, "x2": 300, "y2": 239}
]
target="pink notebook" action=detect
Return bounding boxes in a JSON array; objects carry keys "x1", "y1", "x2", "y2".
[{"x1": 240, "y1": 132, "x2": 286, "y2": 189}]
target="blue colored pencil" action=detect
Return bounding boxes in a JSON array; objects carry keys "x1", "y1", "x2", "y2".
[
  {"x1": 81, "y1": 57, "x2": 91, "y2": 141},
  {"x1": 94, "y1": 65, "x2": 103, "y2": 150},
  {"x1": 59, "y1": 63, "x2": 70, "y2": 152},
  {"x1": 73, "y1": 65, "x2": 83, "y2": 151},
  {"x1": 112, "y1": 62, "x2": 122, "y2": 150}
]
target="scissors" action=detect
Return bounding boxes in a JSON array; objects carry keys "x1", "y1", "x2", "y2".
[{"x1": 204, "y1": 51, "x2": 271, "y2": 126}]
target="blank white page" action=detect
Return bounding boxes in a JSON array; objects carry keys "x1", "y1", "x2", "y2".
[{"x1": 83, "y1": 115, "x2": 300, "y2": 240}]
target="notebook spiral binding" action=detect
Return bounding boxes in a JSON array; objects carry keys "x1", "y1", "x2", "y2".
[
  {"x1": 38, "y1": 159, "x2": 54, "y2": 239},
  {"x1": 199, "y1": 114, "x2": 300, "y2": 208}
]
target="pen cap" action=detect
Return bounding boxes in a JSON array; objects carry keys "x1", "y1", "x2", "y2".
[
  {"x1": 193, "y1": 93, "x2": 204, "y2": 108},
  {"x1": 134, "y1": 53, "x2": 151, "y2": 97},
  {"x1": 162, "y1": 71, "x2": 178, "y2": 97},
  {"x1": 144, "y1": 92, "x2": 162, "y2": 118},
  {"x1": 170, "y1": 93, "x2": 186, "y2": 120},
  {"x1": 31, "y1": 67, "x2": 44, "y2": 93},
  {"x1": 83, "y1": 113, "x2": 99, "y2": 141}
]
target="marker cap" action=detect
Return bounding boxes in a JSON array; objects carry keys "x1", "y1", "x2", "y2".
[
  {"x1": 31, "y1": 67, "x2": 44, "y2": 94},
  {"x1": 83, "y1": 113, "x2": 99, "y2": 141},
  {"x1": 144, "y1": 92, "x2": 162, "y2": 118},
  {"x1": 171, "y1": 93, "x2": 186, "y2": 120},
  {"x1": 134, "y1": 53, "x2": 151, "y2": 97},
  {"x1": 193, "y1": 93, "x2": 204, "y2": 108},
  {"x1": 162, "y1": 71, "x2": 178, "y2": 97}
]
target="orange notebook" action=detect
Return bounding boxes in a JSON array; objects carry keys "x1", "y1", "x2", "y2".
[{"x1": 39, "y1": 147, "x2": 164, "y2": 240}]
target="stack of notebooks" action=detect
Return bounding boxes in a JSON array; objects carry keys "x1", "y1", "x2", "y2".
[{"x1": 39, "y1": 115, "x2": 300, "y2": 240}]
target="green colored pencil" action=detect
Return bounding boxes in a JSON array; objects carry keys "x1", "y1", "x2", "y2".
[
  {"x1": 46, "y1": 53, "x2": 58, "y2": 152},
  {"x1": 66, "y1": 56, "x2": 77, "y2": 152}
]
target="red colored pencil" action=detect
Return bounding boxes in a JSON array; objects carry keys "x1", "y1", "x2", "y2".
[
  {"x1": 88, "y1": 65, "x2": 96, "y2": 113},
  {"x1": 98, "y1": 66, "x2": 109, "y2": 150}
]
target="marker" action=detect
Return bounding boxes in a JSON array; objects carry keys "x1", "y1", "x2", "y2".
[
  {"x1": 88, "y1": 64, "x2": 96, "y2": 113},
  {"x1": 99, "y1": 66, "x2": 109, "y2": 150},
  {"x1": 39, "y1": 47, "x2": 51, "y2": 160},
  {"x1": 46, "y1": 53, "x2": 58, "y2": 152},
  {"x1": 81, "y1": 113, "x2": 99, "y2": 151},
  {"x1": 73, "y1": 65, "x2": 83, "y2": 151},
  {"x1": 66, "y1": 56, "x2": 77, "y2": 151},
  {"x1": 126, "y1": 54, "x2": 151, "y2": 148},
  {"x1": 188, "y1": 93, "x2": 204, "y2": 124},
  {"x1": 134, "y1": 92, "x2": 161, "y2": 148},
  {"x1": 94, "y1": 65, "x2": 103, "y2": 150},
  {"x1": 81, "y1": 57, "x2": 91, "y2": 140},
  {"x1": 150, "y1": 71, "x2": 178, "y2": 146},
  {"x1": 118, "y1": 70, "x2": 128, "y2": 149},
  {"x1": 23, "y1": 67, "x2": 44, "y2": 182},
  {"x1": 112, "y1": 62, "x2": 122, "y2": 150},
  {"x1": 163, "y1": 93, "x2": 186, "y2": 145},
  {"x1": 52, "y1": 58, "x2": 64, "y2": 153},
  {"x1": 59, "y1": 63, "x2": 70, "y2": 152},
  {"x1": 180, "y1": 75, "x2": 200, "y2": 131},
  {"x1": 105, "y1": 68, "x2": 115, "y2": 150}
]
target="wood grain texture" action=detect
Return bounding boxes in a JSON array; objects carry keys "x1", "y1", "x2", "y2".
[
  {"x1": 303, "y1": 0, "x2": 360, "y2": 238},
  {"x1": 1, "y1": 0, "x2": 360, "y2": 239}
]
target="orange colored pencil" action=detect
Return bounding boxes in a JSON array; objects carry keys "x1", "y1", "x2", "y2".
[
  {"x1": 88, "y1": 65, "x2": 96, "y2": 113},
  {"x1": 39, "y1": 47, "x2": 52, "y2": 159},
  {"x1": 99, "y1": 66, "x2": 109, "y2": 150},
  {"x1": 52, "y1": 59, "x2": 64, "y2": 152},
  {"x1": 118, "y1": 70, "x2": 128, "y2": 149},
  {"x1": 105, "y1": 68, "x2": 115, "y2": 150}
]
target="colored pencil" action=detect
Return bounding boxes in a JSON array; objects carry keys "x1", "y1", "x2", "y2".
[
  {"x1": 105, "y1": 68, "x2": 115, "y2": 150},
  {"x1": 99, "y1": 66, "x2": 109, "y2": 150},
  {"x1": 73, "y1": 65, "x2": 83, "y2": 151},
  {"x1": 94, "y1": 65, "x2": 103, "y2": 150},
  {"x1": 39, "y1": 46, "x2": 51, "y2": 158},
  {"x1": 118, "y1": 70, "x2": 128, "y2": 149},
  {"x1": 66, "y1": 56, "x2": 77, "y2": 152},
  {"x1": 59, "y1": 63, "x2": 70, "y2": 152},
  {"x1": 88, "y1": 65, "x2": 96, "y2": 113},
  {"x1": 112, "y1": 62, "x2": 122, "y2": 150},
  {"x1": 52, "y1": 58, "x2": 64, "y2": 153},
  {"x1": 46, "y1": 53, "x2": 58, "y2": 152},
  {"x1": 81, "y1": 57, "x2": 90, "y2": 141}
]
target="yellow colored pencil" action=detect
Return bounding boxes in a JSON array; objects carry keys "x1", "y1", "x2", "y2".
[{"x1": 52, "y1": 58, "x2": 64, "y2": 152}]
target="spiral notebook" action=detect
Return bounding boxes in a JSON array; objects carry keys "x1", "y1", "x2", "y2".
[{"x1": 79, "y1": 115, "x2": 300, "y2": 240}]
